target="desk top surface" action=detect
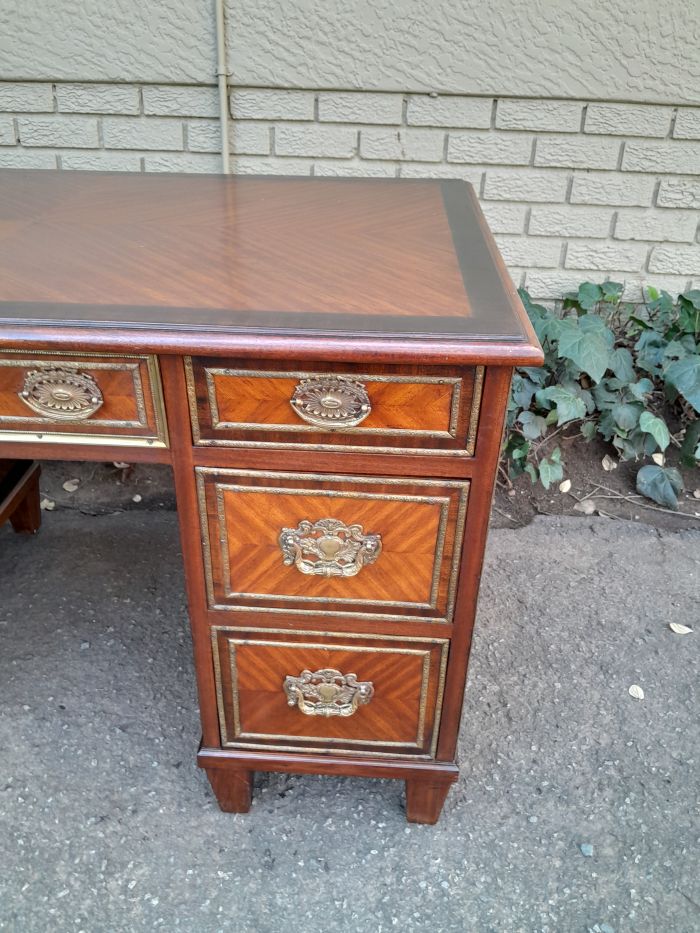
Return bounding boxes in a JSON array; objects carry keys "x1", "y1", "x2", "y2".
[{"x1": 0, "y1": 170, "x2": 541, "y2": 364}]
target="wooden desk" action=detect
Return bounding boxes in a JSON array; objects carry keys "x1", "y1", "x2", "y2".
[{"x1": 0, "y1": 170, "x2": 542, "y2": 824}]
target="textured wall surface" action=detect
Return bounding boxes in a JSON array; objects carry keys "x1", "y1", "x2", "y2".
[
  {"x1": 1, "y1": 81, "x2": 698, "y2": 300},
  {"x1": 225, "y1": 0, "x2": 700, "y2": 104},
  {"x1": 2, "y1": 1, "x2": 698, "y2": 102},
  {"x1": 0, "y1": 0, "x2": 214, "y2": 83}
]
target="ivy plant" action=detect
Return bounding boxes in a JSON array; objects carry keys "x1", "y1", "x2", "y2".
[{"x1": 505, "y1": 282, "x2": 700, "y2": 509}]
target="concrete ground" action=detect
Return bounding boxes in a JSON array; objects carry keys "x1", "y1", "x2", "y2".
[{"x1": 0, "y1": 510, "x2": 697, "y2": 933}]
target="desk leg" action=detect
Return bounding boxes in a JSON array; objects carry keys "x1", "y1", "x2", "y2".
[
  {"x1": 405, "y1": 776, "x2": 453, "y2": 824},
  {"x1": 205, "y1": 768, "x2": 254, "y2": 813}
]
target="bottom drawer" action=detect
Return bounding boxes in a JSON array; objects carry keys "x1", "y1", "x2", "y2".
[{"x1": 212, "y1": 627, "x2": 449, "y2": 759}]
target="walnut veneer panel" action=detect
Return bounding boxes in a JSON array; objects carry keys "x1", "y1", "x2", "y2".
[
  {"x1": 0, "y1": 350, "x2": 167, "y2": 448},
  {"x1": 187, "y1": 358, "x2": 483, "y2": 455},
  {"x1": 212, "y1": 627, "x2": 448, "y2": 758},
  {"x1": 197, "y1": 467, "x2": 469, "y2": 623}
]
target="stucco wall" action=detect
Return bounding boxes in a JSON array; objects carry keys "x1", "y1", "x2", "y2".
[
  {"x1": 2, "y1": 1, "x2": 698, "y2": 103},
  {"x1": 227, "y1": 0, "x2": 700, "y2": 105}
]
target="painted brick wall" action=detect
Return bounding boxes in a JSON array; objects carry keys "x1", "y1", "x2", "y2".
[{"x1": 1, "y1": 82, "x2": 698, "y2": 301}]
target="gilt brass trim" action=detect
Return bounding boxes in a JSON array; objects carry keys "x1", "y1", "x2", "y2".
[
  {"x1": 216, "y1": 483, "x2": 449, "y2": 610},
  {"x1": 466, "y1": 365, "x2": 484, "y2": 455},
  {"x1": 211, "y1": 625, "x2": 450, "y2": 759},
  {"x1": 185, "y1": 359, "x2": 484, "y2": 455},
  {"x1": 196, "y1": 468, "x2": 470, "y2": 623},
  {"x1": 212, "y1": 630, "x2": 448, "y2": 757},
  {"x1": 0, "y1": 350, "x2": 169, "y2": 448},
  {"x1": 204, "y1": 367, "x2": 461, "y2": 439}
]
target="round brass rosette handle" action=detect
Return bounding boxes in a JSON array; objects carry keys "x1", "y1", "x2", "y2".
[
  {"x1": 290, "y1": 375, "x2": 371, "y2": 428},
  {"x1": 18, "y1": 367, "x2": 104, "y2": 421}
]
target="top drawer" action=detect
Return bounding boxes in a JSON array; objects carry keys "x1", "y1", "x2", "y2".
[
  {"x1": 0, "y1": 350, "x2": 168, "y2": 448},
  {"x1": 186, "y1": 358, "x2": 483, "y2": 456}
]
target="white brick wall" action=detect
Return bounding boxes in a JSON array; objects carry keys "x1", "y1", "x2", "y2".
[{"x1": 1, "y1": 81, "x2": 698, "y2": 299}]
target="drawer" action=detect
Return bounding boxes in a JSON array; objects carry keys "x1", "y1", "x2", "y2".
[
  {"x1": 0, "y1": 351, "x2": 168, "y2": 448},
  {"x1": 186, "y1": 358, "x2": 483, "y2": 456},
  {"x1": 212, "y1": 626, "x2": 449, "y2": 758},
  {"x1": 197, "y1": 467, "x2": 469, "y2": 623}
]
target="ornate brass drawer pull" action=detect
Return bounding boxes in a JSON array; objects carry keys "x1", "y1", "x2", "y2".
[
  {"x1": 18, "y1": 368, "x2": 104, "y2": 420},
  {"x1": 283, "y1": 668, "x2": 375, "y2": 717},
  {"x1": 279, "y1": 518, "x2": 382, "y2": 578},
  {"x1": 290, "y1": 375, "x2": 371, "y2": 428}
]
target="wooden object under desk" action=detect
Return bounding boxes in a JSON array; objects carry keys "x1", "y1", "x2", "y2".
[
  {"x1": 0, "y1": 459, "x2": 41, "y2": 534},
  {"x1": 0, "y1": 170, "x2": 542, "y2": 824}
]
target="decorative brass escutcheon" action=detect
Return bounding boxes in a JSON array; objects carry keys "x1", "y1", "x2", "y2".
[
  {"x1": 290, "y1": 375, "x2": 371, "y2": 428},
  {"x1": 18, "y1": 368, "x2": 104, "y2": 421},
  {"x1": 279, "y1": 518, "x2": 382, "y2": 578},
  {"x1": 283, "y1": 668, "x2": 375, "y2": 717}
]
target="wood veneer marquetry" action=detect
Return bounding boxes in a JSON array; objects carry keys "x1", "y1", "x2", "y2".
[
  {"x1": 197, "y1": 467, "x2": 469, "y2": 622},
  {"x1": 186, "y1": 357, "x2": 483, "y2": 456},
  {"x1": 0, "y1": 172, "x2": 543, "y2": 824},
  {"x1": 0, "y1": 350, "x2": 168, "y2": 448},
  {"x1": 212, "y1": 627, "x2": 448, "y2": 759}
]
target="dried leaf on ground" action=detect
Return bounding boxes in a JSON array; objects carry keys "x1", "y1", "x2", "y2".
[
  {"x1": 62, "y1": 478, "x2": 80, "y2": 493},
  {"x1": 574, "y1": 499, "x2": 596, "y2": 515},
  {"x1": 651, "y1": 453, "x2": 665, "y2": 466},
  {"x1": 39, "y1": 498, "x2": 55, "y2": 511},
  {"x1": 628, "y1": 684, "x2": 645, "y2": 700},
  {"x1": 559, "y1": 479, "x2": 572, "y2": 493},
  {"x1": 601, "y1": 455, "x2": 618, "y2": 472},
  {"x1": 669, "y1": 623, "x2": 693, "y2": 635}
]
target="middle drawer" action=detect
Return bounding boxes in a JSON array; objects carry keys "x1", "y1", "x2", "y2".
[{"x1": 197, "y1": 468, "x2": 470, "y2": 624}]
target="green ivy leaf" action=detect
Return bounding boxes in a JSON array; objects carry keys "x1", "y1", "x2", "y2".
[
  {"x1": 581, "y1": 421, "x2": 597, "y2": 440},
  {"x1": 524, "y1": 463, "x2": 538, "y2": 484},
  {"x1": 538, "y1": 451, "x2": 564, "y2": 489},
  {"x1": 577, "y1": 282, "x2": 603, "y2": 311},
  {"x1": 638, "y1": 411, "x2": 671, "y2": 451},
  {"x1": 680, "y1": 420, "x2": 700, "y2": 467},
  {"x1": 556, "y1": 319, "x2": 611, "y2": 384},
  {"x1": 678, "y1": 298, "x2": 700, "y2": 336},
  {"x1": 628, "y1": 378, "x2": 654, "y2": 401},
  {"x1": 681, "y1": 289, "x2": 700, "y2": 310},
  {"x1": 518, "y1": 411, "x2": 548, "y2": 440},
  {"x1": 610, "y1": 347, "x2": 635, "y2": 382},
  {"x1": 664, "y1": 355, "x2": 700, "y2": 412},
  {"x1": 636, "y1": 465, "x2": 683, "y2": 509},
  {"x1": 612, "y1": 402, "x2": 642, "y2": 432},
  {"x1": 535, "y1": 386, "x2": 587, "y2": 425},
  {"x1": 601, "y1": 281, "x2": 624, "y2": 303}
]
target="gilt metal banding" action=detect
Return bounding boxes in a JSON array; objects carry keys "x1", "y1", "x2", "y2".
[
  {"x1": 18, "y1": 367, "x2": 104, "y2": 421},
  {"x1": 283, "y1": 668, "x2": 374, "y2": 717},
  {"x1": 290, "y1": 375, "x2": 371, "y2": 428},
  {"x1": 279, "y1": 518, "x2": 382, "y2": 578}
]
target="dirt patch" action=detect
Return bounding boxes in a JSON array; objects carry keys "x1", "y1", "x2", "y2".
[{"x1": 494, "y1": 431, "x2": 700, "y2": 533}]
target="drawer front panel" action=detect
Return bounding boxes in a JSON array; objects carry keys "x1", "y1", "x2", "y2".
[
  {"x1": 0, "y1": 351, "x2": 168, "y2": 447},
  {"x1": 197, "y1": 468, "x2": 469, "y2": 623},
  {"x1": 187, "y1": 358, "x2": 483, "y2": 455},
  {"x1": 213, "y1": 627, "x2": 449, "y2": 758}
]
